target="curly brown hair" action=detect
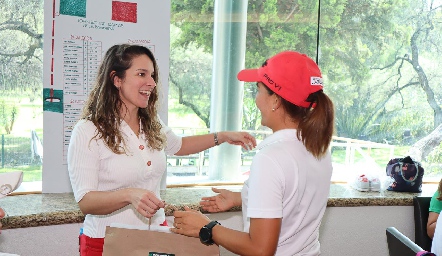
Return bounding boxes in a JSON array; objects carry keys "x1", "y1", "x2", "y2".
[{"x1": 81, "y1": 44, "x2": 166, "y2": 153}]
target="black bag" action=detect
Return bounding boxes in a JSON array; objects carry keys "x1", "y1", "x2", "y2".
[{"x1": 386, "y1": 156, "x2": 424, "y2": 192}]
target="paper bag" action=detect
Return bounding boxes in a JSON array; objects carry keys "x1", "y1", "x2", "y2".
[
  {"x1": 103, "y1": 226, "x2": 220, "y2": 256},
  {"x1": 0, "y1": 171, "x2": 23, "y2": 199}
]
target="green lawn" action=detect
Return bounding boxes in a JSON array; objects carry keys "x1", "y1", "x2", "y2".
[
  {"x1": 1, "y1": 96, "x2": 43, "y2": 182},
  {"x1": 0, "y1": 165, "x2": 42, "y2": 182}
]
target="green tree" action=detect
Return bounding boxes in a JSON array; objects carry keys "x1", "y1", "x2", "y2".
[
  {"x1": 171, "y1": 0, "x2": 331, "y2": 129},
  {"x1": 0, "y1": 0, "x2": 43, "y2": 99},
  {"x1": 324, "y1": 0, "x2": 442, "y2": 158},
  {"x1": 0, "y1": 100, "x2": 18, "y2": 134},
  {"x1": 170, "y1": 0, "x2": 442, "y2": 149},
  {"x1": 169, "y1": 26, "x2": 213, "y2": 128}
]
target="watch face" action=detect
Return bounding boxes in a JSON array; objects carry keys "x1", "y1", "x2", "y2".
[{"x1": 199, "y1": 227, "x2": 211, "y2": 243}]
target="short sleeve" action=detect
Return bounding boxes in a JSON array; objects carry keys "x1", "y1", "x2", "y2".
[
  {"x1": 246, "y1": 153, "x2": 285, "y2": 218},
  {"x1": 67, "y1": 120, "x2": 101, "y2": 202},
  {"x1": 429, "y1": 191, "x2": 442, "y2": 214},
  {"x1": 158, "y1": 118, "x2": 182, "y2": 155}
]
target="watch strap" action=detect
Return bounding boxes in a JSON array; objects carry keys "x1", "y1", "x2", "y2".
[
  {"x1": 205, "y1": 220, "x2": 220, "y2": 229},
  {"x1": 199, "y1": 220, "x2": 221, "y2": 245}
]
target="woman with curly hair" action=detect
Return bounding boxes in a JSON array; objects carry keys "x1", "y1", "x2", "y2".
[{"x1": 67, "y1": 44, "x2": 256, "y2": 256}]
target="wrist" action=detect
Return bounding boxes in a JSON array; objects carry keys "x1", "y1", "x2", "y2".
[
  {"x1": 199, "y1": 220, "x2": 221, "y2": 245},
  {"x1": 233, "y1": 192, "x2": 242, "y2": 207},
  {"x1": 213, "y1": 132, "x2": 220, "y2": 146},
  {"x1": 123, "y1": 188, "x2": 133, "y2": 205}
]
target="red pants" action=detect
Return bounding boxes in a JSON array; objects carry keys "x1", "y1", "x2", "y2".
[
  {"x1": 79, "y1": 220, "x2": 168, "y2": 255},
  {"x1": 79, "y1": 234, "x2": 104, "y2": 256}
]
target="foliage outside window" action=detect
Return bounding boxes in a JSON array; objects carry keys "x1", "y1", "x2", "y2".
[
  {"x1": 1, "y1": 0, "x2": 441, "y2": 189},
  {"x1": 0, "y1": 0, "x2": 43, "y2": 183},
  {"x1": 170, "y1": 0, "x2": 442, "y2": 183}
]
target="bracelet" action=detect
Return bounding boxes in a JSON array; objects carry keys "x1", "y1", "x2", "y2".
[{"x1": 213, "y1": 132, "x2": 219, "y2": 146}]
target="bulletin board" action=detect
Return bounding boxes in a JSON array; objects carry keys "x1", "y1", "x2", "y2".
[{"x1": 42, "y1": 0, "x2": 171, "y2": 192}]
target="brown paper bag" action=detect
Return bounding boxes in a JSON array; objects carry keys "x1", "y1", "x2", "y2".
[{"x1": 103, "y1": 226, "x2": 220, "y2": 256}]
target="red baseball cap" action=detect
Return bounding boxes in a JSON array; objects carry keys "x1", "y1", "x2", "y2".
[{"x1": 237, "y1": 51, "x2": 323, "y2": 108}]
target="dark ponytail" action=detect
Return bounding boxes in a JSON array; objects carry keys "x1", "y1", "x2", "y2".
[
  {"x1": 280, "y1": 90, "x2": 334, "y2": 159},
  {"x1": 262, "y1": 84, "x2": 335, "y2": 158},
  {"x1": 297, "y1": 91, "x2": 335, "y2": 158}
]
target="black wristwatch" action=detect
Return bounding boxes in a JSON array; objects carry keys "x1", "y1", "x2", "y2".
[{"x1": 199, "y1": 220, "x2": 221, "y2": 245}]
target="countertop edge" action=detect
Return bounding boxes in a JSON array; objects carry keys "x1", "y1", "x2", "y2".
[{"x1": 0, "y1": 184, "x2": 436, "y2": 230}]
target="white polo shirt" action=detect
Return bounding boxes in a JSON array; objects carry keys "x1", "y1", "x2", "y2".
[
  {"x1": 68, "y1": 118, "x2": 182, "y2": 238},
  {"x1": 241, "y1": 129, "x2": 332, "y2": 256}
]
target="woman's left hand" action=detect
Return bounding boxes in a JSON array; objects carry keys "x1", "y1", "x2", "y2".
[
  {"x1": 219, "y1": 131, "x2": 257, "y2": 151},
  {"x1": 170, "y1": 206, "x2": 211, "y2": 237}
]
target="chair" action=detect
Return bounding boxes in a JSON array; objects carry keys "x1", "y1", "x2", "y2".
[
  {"x1": 413, "y1": 196, "x2": 433, "y2": 251},
  {"x1": 386, "y1": 227, "x2": 425, "y2": 256}
]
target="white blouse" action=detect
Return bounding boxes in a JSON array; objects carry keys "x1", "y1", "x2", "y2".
[{"x1": 67, "y1": 118, "x2": 182, "y2": 238}]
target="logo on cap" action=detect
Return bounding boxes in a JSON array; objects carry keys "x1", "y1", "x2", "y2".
[
  {"x1": 311, "y1": 77, "x2": 323, "y2": 86},
  {"x1": 263, "y1": 73, "x2": 282, "y2": 91}
]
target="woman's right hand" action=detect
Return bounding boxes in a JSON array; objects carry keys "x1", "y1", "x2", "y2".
[
  {"x1": 128, "y1": 188, "x2": 165, "y2": 218},
  {"x1": 200, "y1": 187, "x2": 240, "y2": 212}
]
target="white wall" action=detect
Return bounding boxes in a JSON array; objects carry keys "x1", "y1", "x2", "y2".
[
  {"x1": 0, "y1": 223, "x2": 83, "y2": 256},
  {"x1": 0, "y1": 206, "x2": 414, "y2": 256},
  {"x1": 319, "y1": 206, "x2": 414, "y2": 256}
]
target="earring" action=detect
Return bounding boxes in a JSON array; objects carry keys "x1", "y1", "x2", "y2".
[{"x1": 272, "y1": 108, "x2": 275, "y2": 111}]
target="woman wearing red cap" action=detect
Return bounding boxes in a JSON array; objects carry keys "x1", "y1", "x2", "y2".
[{"x1": 172, "y1": 51, "x2": 334, "y2": 255}]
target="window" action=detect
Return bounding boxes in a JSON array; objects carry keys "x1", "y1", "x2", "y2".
[
  {"x1": 0, "y1": 0, "x2": 43, "y2": 192},
  {"x1": 1, "y1": 1, "x2": 441, "y2": 193},
  {"x1": 168, "y1": 1, "x2": 442, "y2": 185}
]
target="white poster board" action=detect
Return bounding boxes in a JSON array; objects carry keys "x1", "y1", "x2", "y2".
[{"x1": 43, "y1": 0, "x2": 171, "y2": 192}]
